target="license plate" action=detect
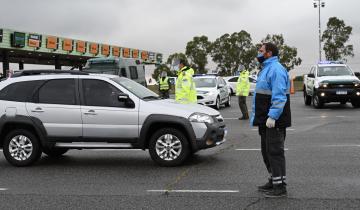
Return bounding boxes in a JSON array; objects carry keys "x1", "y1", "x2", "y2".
[{"x1": 336, "y1": 90, "x2": 347, "y2": 95}]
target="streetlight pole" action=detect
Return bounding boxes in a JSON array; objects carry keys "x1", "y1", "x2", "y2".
[{"x1": 313, "y1": 0, "x2": 325, "y2": 61}]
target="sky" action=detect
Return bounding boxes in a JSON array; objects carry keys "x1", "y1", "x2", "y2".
[{"x1": 0, "y1": 0, "x2": 359, "y2": 76}]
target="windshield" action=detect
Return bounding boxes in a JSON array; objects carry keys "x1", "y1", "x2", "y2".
[
  {"x1": 194, "y1": 77, "x2": 217, "y2": 88},
  {"x1": 111, "y1": 77, "x2": 159, "y2": 99},
  {"x1": 318, "y1": 66, "x2": 353, "y2": 77},
  {"x1": 83, "y1": 62, "x2": 119, "y2": 75}
]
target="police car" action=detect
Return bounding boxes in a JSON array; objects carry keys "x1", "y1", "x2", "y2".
[
  {"x1": 193, "y1": 74, "x2": 231, "y2": 110},
  {"x1": 303, "y1": 61, "x2": 360, "y2": 108}
]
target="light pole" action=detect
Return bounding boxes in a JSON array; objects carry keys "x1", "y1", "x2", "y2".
[{"x1": 313, "y1": 0, "x2": 325, "y2": 61}]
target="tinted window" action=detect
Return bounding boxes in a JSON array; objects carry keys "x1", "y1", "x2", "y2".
[
  {"x1": 129, "y1": 66, "x2": 138, "y2": 79},
  {"x1": 38, "y1": 79, "x2": 76, "y2": 105},
  {"x1": 228, "y1": 77, "x2": 238, "y2": 82},
  {"x1": 82, "y1": 79, "x2": 126, "y2": 107},
  {"x1": 0, "y1": 80, "x2": 43, "y2": 102}
]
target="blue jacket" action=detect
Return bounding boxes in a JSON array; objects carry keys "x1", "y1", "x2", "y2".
[{"x1": 251, "y1": 56, "x2": 291, "y2": 127}]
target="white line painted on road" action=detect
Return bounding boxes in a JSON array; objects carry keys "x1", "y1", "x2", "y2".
[
  {"x1": 236, "y1": 148, "x2": 289, "y2": 151},
  {"x1": 147, "y1": 190, "x2": 239, "y2": 193},
  {"x1": 335, "y1": 116, "x2": 346, "y2": 118},
  {"x1": 223, "y1": 118, "x2": 240, "y2": 120},
  {"x1": 0, "y1": 188, "x2": 8, "y2": 191},
  {"x1": 251, "y1": 128, "x2": 295, "y2": 131},
  {"x1": 321, "y1": 144, "x2": 360, "y2": 147}
]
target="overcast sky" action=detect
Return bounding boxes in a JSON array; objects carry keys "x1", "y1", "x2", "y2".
[{"x1": 0, "y1": 0, "x2": 359, "y2": 76}]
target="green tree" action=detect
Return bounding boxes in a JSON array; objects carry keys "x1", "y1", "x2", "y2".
[
  {"x1": 185, "y1": 35, "x2": 211, "y2": 74},
  {"x1": 322, "y1": 17, "x2": 354, "y2": 61},
  {"x1": 151, "y1": 64, "x2": 175, "y2": 81},
  {"x1": 210, "y1": 30, "x2": 257, "y2": 76},
  {"x1": 166, "y1": 53, "x2": 188, "y2": 65},
  {"x1": 261, "y1": 34, "x2": 302, "y2": 70}
]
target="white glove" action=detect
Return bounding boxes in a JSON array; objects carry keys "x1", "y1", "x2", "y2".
[{"x1": 266, "y1": 117, "x2": 276, "y2": 128}]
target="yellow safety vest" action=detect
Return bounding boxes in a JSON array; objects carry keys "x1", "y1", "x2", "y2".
[
  {"x1": 159, "y1": 77, "x2": 170, "y2": 90},
  {"x1": 236, "y1": 70, "x2": 250, "y2": 96},
  {"x1": 175, "y1": 66, "x2": 197, "y2": 104}
]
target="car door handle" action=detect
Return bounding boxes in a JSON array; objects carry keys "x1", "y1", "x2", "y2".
[
  {"x1": 31, "y1": 107, "x2": 44, "y2": 113},
  {"x1": 84, "y1": 110, "x2": 97, "y2": 115}
]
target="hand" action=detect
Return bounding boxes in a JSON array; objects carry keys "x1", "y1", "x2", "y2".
[{"x1": 266, "y1": 117, "x2": 276, "y2": 128}]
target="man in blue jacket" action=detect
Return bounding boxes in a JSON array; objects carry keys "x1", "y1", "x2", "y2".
[{"x1": 251, "y1": 43, "x2": 291, "y2": 198}]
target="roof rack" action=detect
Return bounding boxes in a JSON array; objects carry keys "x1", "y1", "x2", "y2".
[{"x1": 11, "y1": 70, "x2": 89, "y2": 78}]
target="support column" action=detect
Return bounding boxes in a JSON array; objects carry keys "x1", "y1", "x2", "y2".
[
  {"x1": 19, "y1": 61, "x2": 24, "y2": 70},
  {"x1": 2, "y1": 50, "x2": 9, "y2": 77},
  {"x1": 55, "y1": 55, "x2": 61, "y2": 70}
]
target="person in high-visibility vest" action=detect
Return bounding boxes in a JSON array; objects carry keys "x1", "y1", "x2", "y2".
[
  {"x1": 174, "y1": 59, "x2": 197, "y2": 104},
  {"x1": 236, "y1": 66, "x2": 250, "y2": 120},
  {"x1": 158, "y1": 71, "x2": 171, "y2": 99}
]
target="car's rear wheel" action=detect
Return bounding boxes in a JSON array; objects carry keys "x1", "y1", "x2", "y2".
[
  {"x1": 304, "y1": 88, "x2": 312, "y2": 105},
  {"x1": 3, "y1": 129, "x2": 42, "y2": 167},
  {"x1": 351, "y1": 100, "x2": 360, "y2": 108},
  {"x1": 225, "y1": 95, "x2": 231, "y2": 107},
  {"x1": 149, "y1": 128, "x2": 190, "y2": 167},
  {"x1": 312, "y1": 93, "x2": 323, "y2": 109},
  {"x1": 43, "y1": 147, "x2": 69, "y2": 158}
]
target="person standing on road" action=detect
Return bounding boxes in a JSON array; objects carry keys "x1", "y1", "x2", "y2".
[
  {"x1": 251, "y1": 43, "x2": 291, "y2": 198},
  {"x1": 236, "y1": 66, "x2": 250, "y2": 120},
  {"x1": 158, "y1": 71, "x2": 171, "y2": 99},
  {"x1": 174, "y1": 59, "x2": 197, "y2": 104}
]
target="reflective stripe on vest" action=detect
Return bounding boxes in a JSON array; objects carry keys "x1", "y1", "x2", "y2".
[{"x1": 159, "y1": 77, "x2": 169, "y2": 90}]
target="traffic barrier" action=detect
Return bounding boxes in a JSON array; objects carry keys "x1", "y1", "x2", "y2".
[{"x1": 290, "y1": 76, "x2": 295, "y2": 94}]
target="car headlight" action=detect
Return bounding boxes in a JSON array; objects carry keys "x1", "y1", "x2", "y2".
[
  {"x1": 205, "y1": 91, "x2": 214, "y2": 96},
  {"x1": 319, "y1": 82, "x2": 328, "y2": 88},
  {"x1": 189, "y1": 113, "x2": 214, "y2": 124},
  {"x1": 354, "y1": 82, "x2": 360, "y2": 87}
]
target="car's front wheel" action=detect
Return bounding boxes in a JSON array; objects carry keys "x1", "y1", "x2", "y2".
[
  {"x1": 149, "y1": 128, "x2": 190, "y2": 167},
  {"x1": 225, "y1": 95, "x2": 231, "y2": 107},
  {"x1": 312, "y1": 93, "x2": 323, "y2": 109},
  {"x1": 3, "y1": 129, "x2": 42, "y2": 167},
  {"x1": 213, "y1": 96, "x2": 220, "y2": 110}
]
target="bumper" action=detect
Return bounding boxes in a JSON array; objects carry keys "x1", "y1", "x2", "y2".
[
  {"x1": 197, "y1": 94, "x2": 217, "y2": 106},
  {"x1": 194, "y1": 121, "x2": 227, "y2": 150},
  {"x1": 316, "y1": 88, "x2": 360, "y2": 102}
]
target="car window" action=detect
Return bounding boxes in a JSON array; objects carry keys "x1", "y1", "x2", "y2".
[
  {"x1": 0, "y1": 80, "x2": 44, "y2": 102},
  {"x1": 38, "y1": 79, "x2": 76, "y2": 105},
  {"x1": 228, "y1": 77, "x2": 238, "y2": 82},
  {"x1": 249, "y1": 77, "x2": 256, "y2": 83},
  {"x1": 318, "y1": 66, "x2": 353, "y2": 77},
  {"x1": 82, "y1": 79, "x2": 127, "y2": 108},
  {"x1": 129, "y1": 66, "x2": 138, "y2": 79},
  {"x1": 194, "y1": 77, "x2": 217, "y2": 88}
]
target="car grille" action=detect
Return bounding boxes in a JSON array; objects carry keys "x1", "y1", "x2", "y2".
[{"x1": 328, "y1": 83, "x2": 354, "y2": 89}]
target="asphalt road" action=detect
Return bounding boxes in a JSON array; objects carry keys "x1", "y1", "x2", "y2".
[{"x1": 1, "y1": 93, "x2": 360, "y2": 209}]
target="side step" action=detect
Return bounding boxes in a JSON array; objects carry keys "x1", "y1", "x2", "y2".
[{"x1": 55, "y1": 142, "x2": 134, "y2": 149}]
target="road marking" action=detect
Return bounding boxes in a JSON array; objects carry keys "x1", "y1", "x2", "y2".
[
  {"x1": 236, "y1": 148, "x2": 289, "y2": 151},
  {"x1": 251, "y1": 128, "x2": 295, "y2": 131},
  {"x1": 321, "y1": 144, "x2": 360, "y2": 147},
  {"x1": 223, "y1": 118, "x2": 240, "y2": 120},
  {"x1": 335, "y1": 116, "x2": 346, "y2": 118},
  {"x1": 0, "y1": 188, "x2": 8, "y2": 191},
  {"x1": 147, "y1": 190, "x2": 239, "y2": 193}
]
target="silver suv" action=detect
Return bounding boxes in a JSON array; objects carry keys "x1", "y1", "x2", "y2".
[{"x1": 0, "y1": 70, "x2": 226, "y2": 167}]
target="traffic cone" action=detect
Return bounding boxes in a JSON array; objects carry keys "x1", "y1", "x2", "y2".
[{"x1": 290, "y1": 77, "x2": 295, "y2": 94}]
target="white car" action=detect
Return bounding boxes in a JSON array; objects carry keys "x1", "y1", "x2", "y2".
[
  {"x1": 224, "y1": 75, "x2": 257, "y2": 95},
  {"x1": 194, "y1": 75, "x2": 231, "y2": 110}
]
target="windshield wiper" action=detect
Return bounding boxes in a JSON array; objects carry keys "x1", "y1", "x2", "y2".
[{"x1": 142, "y1": 96, "x2": 160, "y2": 100}]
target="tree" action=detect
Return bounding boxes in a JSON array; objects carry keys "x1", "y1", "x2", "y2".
[
  {"x1": 185, "y1": 36, "x2": 211, "y2": 74},
  {"x1": 261, "y1": 34, "x2": 302, "y2": 70},
  {"x1": 322, "y1": 17, "x2": 354, "y2": 61},
  {"x1": 210, "y1": 30, "x2": 257, "y2": 76},
  {"x1": 166, "y1": 53, "x2": 187, "y2": 65}
]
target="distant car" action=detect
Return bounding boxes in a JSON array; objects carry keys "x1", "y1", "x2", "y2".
[
  {"x1": 194, "y1": 75, "x2": 230, "y2": 110},
  {"x1": 223, "y1": 75, "x2": 257, "y2": 95}
]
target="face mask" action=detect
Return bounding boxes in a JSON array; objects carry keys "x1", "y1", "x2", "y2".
[
  {"x1": 173, "y1": 65, "x2": 180, "y2": 71},
  {"x1": 256, "y1": 53, "x2": 266, "y2": 64}
]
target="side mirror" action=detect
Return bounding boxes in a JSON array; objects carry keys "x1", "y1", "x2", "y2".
[
  {"x1": 354, "y1": 72, "x2": 360, "y2": 77},
  {"x1": 218, "y1": 84, "x2": 225, "y2": 89},
  {"x1": 118, "y1": 93, "x2": 130, "y2": 102},
  {"x1": 308, "y1": 73, "x2": 315, "y2": 78}
]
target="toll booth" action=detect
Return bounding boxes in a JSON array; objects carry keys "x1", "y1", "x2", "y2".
[{"x1": 0, "y1": 28, "x2": 163, "y2": 77}]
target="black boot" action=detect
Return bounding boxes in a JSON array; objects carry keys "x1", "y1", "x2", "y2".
[
  {"x1": 258, "y1": 179, "x2": 273, "y2": 192},
  {"x1": 264, "y1": 183, "x2": 287, "y2": 198}
]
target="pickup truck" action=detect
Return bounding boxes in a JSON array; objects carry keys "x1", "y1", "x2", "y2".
[{"x1": 303, "y1": 61, "x2": 360, "y2": 108}]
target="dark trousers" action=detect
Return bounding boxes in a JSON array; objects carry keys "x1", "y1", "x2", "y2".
[
  {"x1": 259, "y1": 126, "x2": 286, "y2": 185},
  {"x1": 238, "y1": 96, "x2": 249, "y2": 118},
  {"x1": 159, "y1": 90, "x2": 170, "y2": 99}
]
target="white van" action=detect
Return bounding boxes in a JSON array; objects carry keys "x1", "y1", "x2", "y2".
[{"x1": 83, "y1": 57, "x2": 147, "y2": 86}]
